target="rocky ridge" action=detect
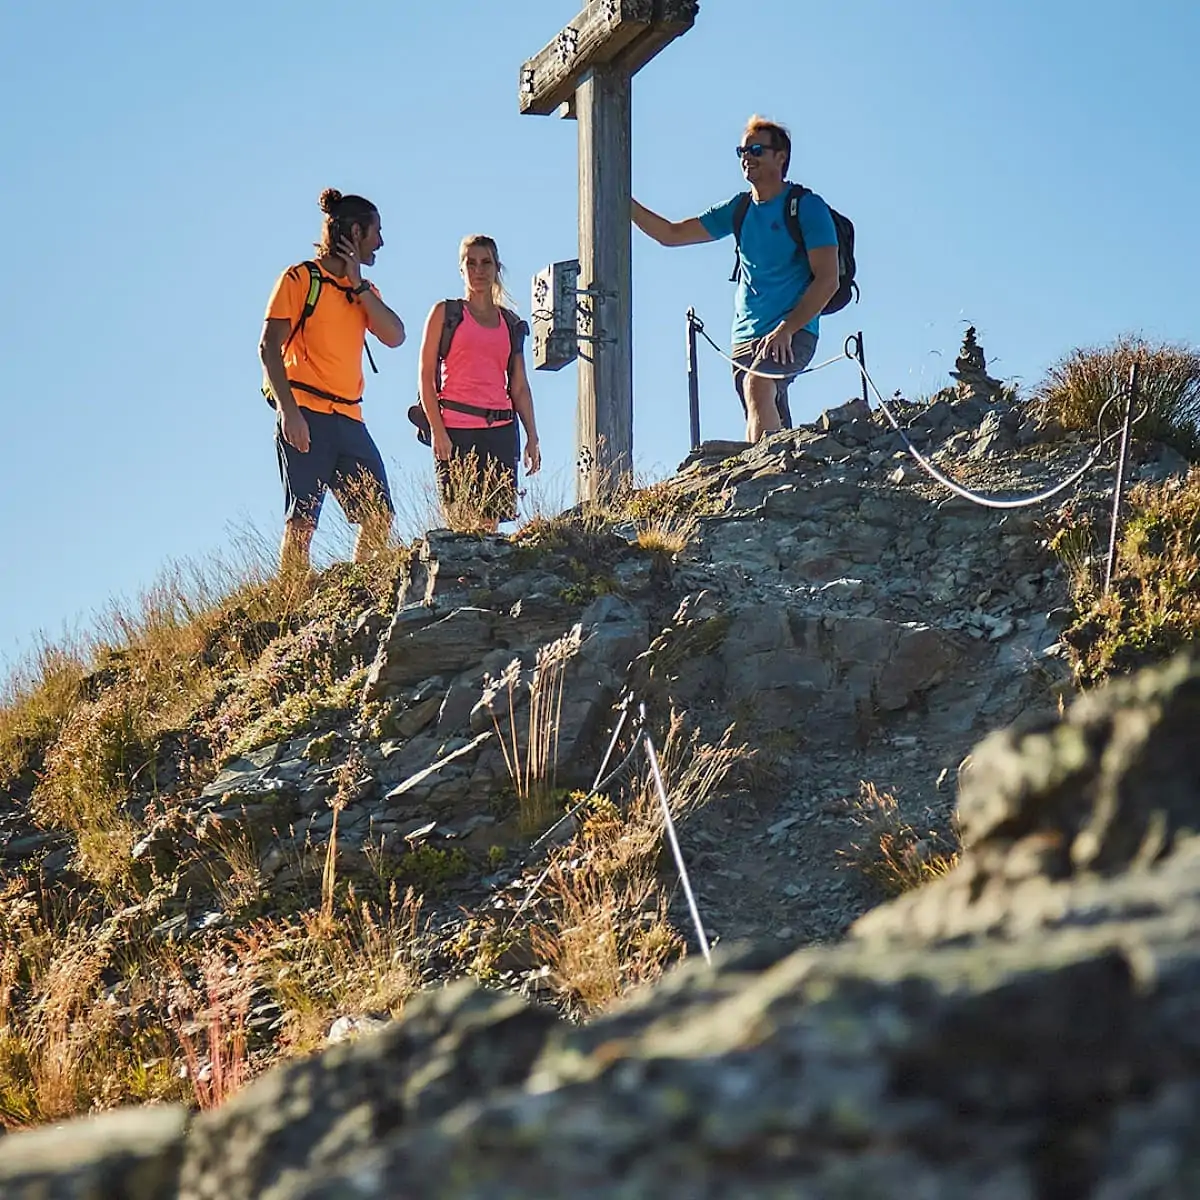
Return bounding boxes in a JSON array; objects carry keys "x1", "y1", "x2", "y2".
[{"x1": 0, "y1": 381, "x2": 1192, "y2": 1195}]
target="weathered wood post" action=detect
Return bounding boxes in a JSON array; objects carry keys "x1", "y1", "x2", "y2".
[{"x1": 519, "y1": 0, "x2": 699, "y2": 503}]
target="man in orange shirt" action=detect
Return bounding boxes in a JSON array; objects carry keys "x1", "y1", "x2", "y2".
[{"x1": 259, "y1": 188, "x2": 406, "y2": 578}]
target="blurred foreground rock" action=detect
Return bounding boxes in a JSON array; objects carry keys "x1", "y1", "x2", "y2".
[{"x1": 6, "y1": 655, "x2": 1200, "y2": 1196}]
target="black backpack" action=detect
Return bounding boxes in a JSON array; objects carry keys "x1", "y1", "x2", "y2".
[
  {"x1": 407, "y1": 299, "x2": 529, "y2": 445},
  {"x1": 262, "y1": 261, "x2": 378, "y2": 407},
  {"x1": 730, "y1": 184, "x2": 859, "y2": 315}
]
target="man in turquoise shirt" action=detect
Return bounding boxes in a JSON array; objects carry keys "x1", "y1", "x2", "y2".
[{"x1": 632, "y1": 116, "x2": 840, "y2": 441}]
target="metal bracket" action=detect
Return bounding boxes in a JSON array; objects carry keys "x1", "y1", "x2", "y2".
[{"x1": 576, "y1": 286, "x2": 618, "y2": 302}]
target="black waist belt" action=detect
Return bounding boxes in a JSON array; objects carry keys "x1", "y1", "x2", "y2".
[
  {"x1": 290, "y1": 380, "x2": 362, "y2": 406},
  {"x1": 438, "y1": 398, "x2": 513, "y2": 424}
]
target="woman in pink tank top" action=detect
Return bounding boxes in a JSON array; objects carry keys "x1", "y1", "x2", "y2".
[{"x1": 417, "y1": 235, "x2": 542, "y2": 532}]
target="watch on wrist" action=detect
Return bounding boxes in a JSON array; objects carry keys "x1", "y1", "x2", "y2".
[{"x1": 352, "y1": 281, "x2": 371, "y2": 295}]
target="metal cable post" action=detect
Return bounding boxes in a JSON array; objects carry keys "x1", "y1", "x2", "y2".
[
  {"x1": 643, "y1": 731, "x2": 712, "y2": 964},
  {"x1": 1104, "y1": 360, "x2": 1140, "y2": 595},
  {"x1": 686, "y1": 308, "x2": 702, "y2": 451}
]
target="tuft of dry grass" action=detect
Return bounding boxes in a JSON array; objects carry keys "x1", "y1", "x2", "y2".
[
  {"x1": 634, "y1": 513, "x2": 699, "y2": 556},
  {"x1": 167, "y1": 948, "x2": 254, "y2": 1111},
  {"x1": 0, "y1": 883, "x2": 188, "y2": 1128},
  {"x1": 240, "y1": 883, "x2": 422, "y2": 1057},
  {"x1": 437, "y1": 450, "x2": 517, "y2": 535},
  {"x1": 1032, "y1": 335, "x2": 1200, "y2": 460},
  {"x1": 0, "y1": 640, "x2": 89, "y2": 793},
  {"x1": 511, "y1": 468, "x2": 721, "y2": 558},
  {"x1": 481, "y1": 625, "x2": 583, "y2": 833},
  {"x1": 839, "y1": 781, "x2": 959, "y2": 896}
]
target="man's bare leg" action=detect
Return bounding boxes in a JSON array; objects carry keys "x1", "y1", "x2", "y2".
[
  {"x1": 353, "y1": 513, "x2": 392, "y2": 563},
  {"x1": 744, "y1": 373, "x2": 783, "y2": 443},
  {"x1": 280, "y1": 517, "x2": 315, "y2": 581}
]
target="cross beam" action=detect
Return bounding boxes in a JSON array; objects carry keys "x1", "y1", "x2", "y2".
[
  {"x1": 520, "y1": 1, "x2": 699, "y2": 502},
  {"x1": 519, "y1": 0, "x2": 697, "y2": 117}
]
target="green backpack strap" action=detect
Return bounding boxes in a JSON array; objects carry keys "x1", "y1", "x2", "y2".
[
  {"x1": 284, "y1": 262, "x2": 378, "y2": 373},
  {"x1": 282, "y1": 261, "x2": 323, "y2": 353}
]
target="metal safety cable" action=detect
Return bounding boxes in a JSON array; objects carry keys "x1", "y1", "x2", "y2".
[
  {"x1": 853, "y1": 352, "x2": 1142, "y2": 510},
  {"x1": 690, "y1": 311, "x2": 1142, "y2": 511},
  {"x1": 694, "y1": 320, "x2": 847, "y2": 382},
  {"x1": 643, "y1": 731, "x2": 712, "y2": 964}
]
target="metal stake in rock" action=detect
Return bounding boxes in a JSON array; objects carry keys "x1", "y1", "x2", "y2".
[{"x1": 520, "y1": 1, "x2": 699, "y2": 503}]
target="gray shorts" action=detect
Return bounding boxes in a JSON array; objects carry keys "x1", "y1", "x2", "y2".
[{"x1": 731, "y1": 328, "x2": 818, "y2": 427}]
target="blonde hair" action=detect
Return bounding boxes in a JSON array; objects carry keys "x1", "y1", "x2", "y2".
[
  {"x1": 744, "y1": 114, "x2": 791, "y2": 175},
  {"x1": 459, "y1": 234, "x2": 517, "y2": 311}
]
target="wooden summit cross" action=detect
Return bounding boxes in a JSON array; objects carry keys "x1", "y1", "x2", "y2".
[{"x1": 520, "y1": 0, "x2": 699, "y2": 502}]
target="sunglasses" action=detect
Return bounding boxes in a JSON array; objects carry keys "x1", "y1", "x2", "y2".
[{"x1": 735, "y1": 142, "x2": 775, "y2": 159}]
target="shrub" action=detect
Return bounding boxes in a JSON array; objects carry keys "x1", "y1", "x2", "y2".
[
  {"x1": 1032, "y1": 335, "x2": 1200, "y2": 460},
  {"x1": 839, "y1": 781, "x2": 959, "y2": 896}
]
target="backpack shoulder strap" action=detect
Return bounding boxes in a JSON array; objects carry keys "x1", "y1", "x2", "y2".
[
  {"x1": 783, "y1": 184, "x2": 812, "y2": 260},
  {"x1": 731, "y1": 191, "x2": 753, "y2": 244},
  {"x1": 438, "y1": 298, "x2": 465, "y2": 362},
  {"x1": 499, "y1": 307, "x2": 530, "y2": 364},
  {"x1": 283, "y1": 262, "x2": 324, "y2": 351},
  {"x1": 729, "y1": 192, "x2": 753, "y2": 283}
]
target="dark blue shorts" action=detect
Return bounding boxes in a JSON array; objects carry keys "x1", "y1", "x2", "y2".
[
  {"x1": 435, "y1": 422, "x2": 519, "y2": 523},
  {"x1": 731, "y1": 328, "x2": 819, "y2": 427},
  {"x1": 275, "y1": 408, "x2": 393, "y2": 527}
]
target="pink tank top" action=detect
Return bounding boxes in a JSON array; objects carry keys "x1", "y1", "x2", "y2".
[{"x1": 439, "y1": 305, "x2": 513, "y2": 429}]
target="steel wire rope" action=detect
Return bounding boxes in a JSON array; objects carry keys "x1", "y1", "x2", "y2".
[
  {"x1": 693, "y1": 318, "x2": 847, "y2": 381},
  {"x1": 643, "y1": 727, "x2": 712, "y2": 964},
  {"x1": 853, "y1": 349, "x2": 1144, "y2": 509},
  {"x1": 690, "y1": 312, "x2": 1145, "y2": 511}
]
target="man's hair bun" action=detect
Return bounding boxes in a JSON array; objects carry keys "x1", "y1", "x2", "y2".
[{"x1": 318, "y1": 188, "x2": 344, "y2": 214}]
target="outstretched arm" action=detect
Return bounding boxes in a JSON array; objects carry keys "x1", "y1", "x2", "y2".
[{"x1": 632, "y1": 199, "x2": 714, "y2": 247}]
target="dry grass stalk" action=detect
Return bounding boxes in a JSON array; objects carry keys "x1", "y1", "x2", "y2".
[
  {"x1": 840, "y1": 781, "x2": 959, "y2": 896},
  {"x1": 438, "y1": 450, "x2": 514, "y2": 534},
  {"x1": 320, "y1": 752, "x2": 365, "y2": 929},
  {"x1": 484, "y1": 624, "x2": 583, "y2": 832},
  {"x1": 168, "y1": 949, "x2": 254, "y2": 1110}
]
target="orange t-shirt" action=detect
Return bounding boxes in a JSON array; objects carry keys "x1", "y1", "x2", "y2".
[{"x1": 265, "y1": 263, "x2": 381, "y2": 421}]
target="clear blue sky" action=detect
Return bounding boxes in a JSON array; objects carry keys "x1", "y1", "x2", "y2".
[{"x1": 2, "y1": 0, "x2": 1198, "y2": 671}]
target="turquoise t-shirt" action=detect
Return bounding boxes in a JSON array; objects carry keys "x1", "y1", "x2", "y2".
[{"x1": 700, "y1": 188, "x2": 837, "y2": 343}]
